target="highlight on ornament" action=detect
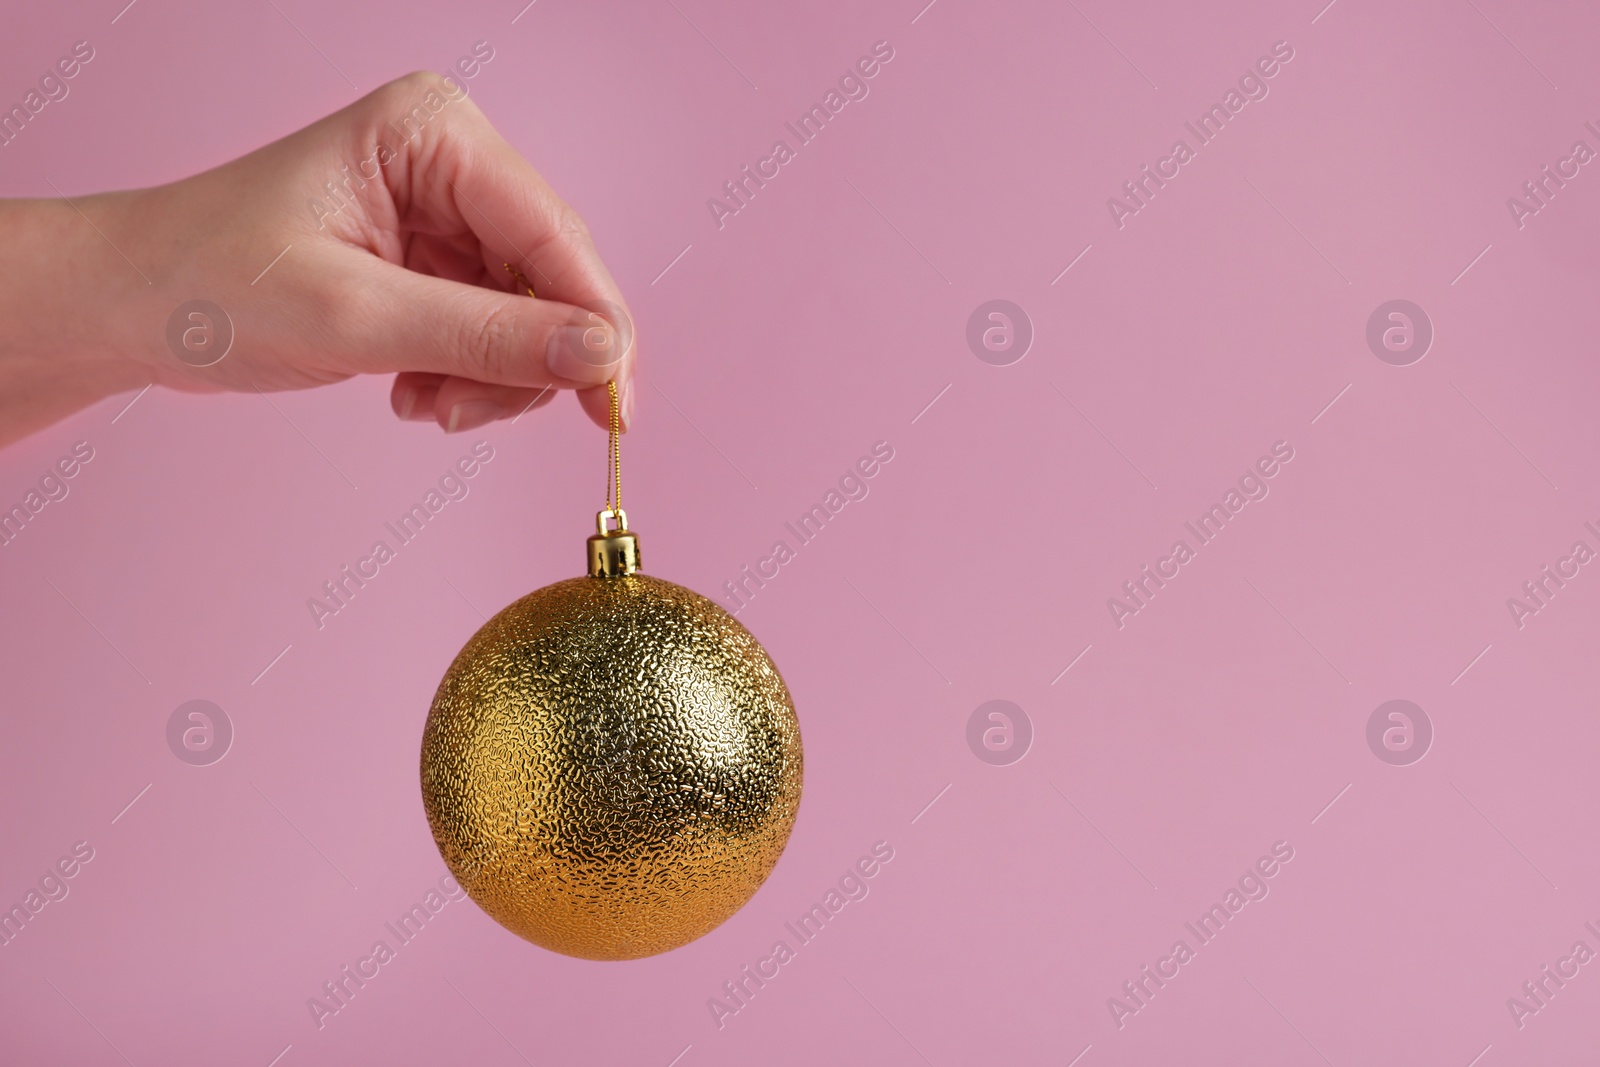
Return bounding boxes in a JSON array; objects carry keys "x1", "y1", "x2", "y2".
[{"x1": 420, "y1": 364, "x2": 803, "y2": 961}]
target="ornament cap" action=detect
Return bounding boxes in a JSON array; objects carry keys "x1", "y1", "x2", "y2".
[{"x1": 587, "y1": 508, "x2": 640, "y2": 577}]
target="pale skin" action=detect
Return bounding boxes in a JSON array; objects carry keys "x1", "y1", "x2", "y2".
[{"x1": 0, "y1": 71, "x2": 635, "y2": 451}]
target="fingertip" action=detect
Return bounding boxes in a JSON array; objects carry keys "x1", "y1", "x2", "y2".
[
  {"x1": 576, "y1": 384, "x2": 614, "y2": 432},
  {"x1": 431, "y1": 378, "x2": 562, "y2": 432},
  {"x1": 546, "y1": 319, "x2": 625, "y2": 386},
  {"x1": 390, "y1": 374, "x2": 416, "y2": 419},
  {"x1": 393, "y1": 373, "x2": 445, "y2": 422}
]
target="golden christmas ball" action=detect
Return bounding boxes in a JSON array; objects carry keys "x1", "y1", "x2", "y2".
[{"x1": 420, "y1": 510, "x2": 803, "y2": 960}]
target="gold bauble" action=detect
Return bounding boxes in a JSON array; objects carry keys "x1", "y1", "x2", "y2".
[{"x1": 420, "y1": 518, "x2": 802, "y2": 961}]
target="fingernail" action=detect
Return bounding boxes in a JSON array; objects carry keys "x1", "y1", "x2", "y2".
[
  {"x1": 396, "y1": 386, "x2": 415, "y2": 420},
  {"x1": 446, "y1": 399, "x2": 502, "y2": 433},
  {"x1": 620, "y1": 378, "x2": 635, "y2": 430},
  {"x1": 547, "y1": 318, "x2": 622, "y2": 383}
]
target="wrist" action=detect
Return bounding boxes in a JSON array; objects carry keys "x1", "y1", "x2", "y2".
[{"x1": 0, "y1": 195, "x2": 154, "y2": 446}]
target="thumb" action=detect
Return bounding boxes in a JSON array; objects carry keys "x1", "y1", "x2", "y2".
[{"x1": 322, "y1": 249, "x2": 628, "y2": 390}]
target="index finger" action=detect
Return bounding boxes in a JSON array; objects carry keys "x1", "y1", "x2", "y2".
[{"x1": 392, "y1": 75, "x2": 637, "y2": 382}]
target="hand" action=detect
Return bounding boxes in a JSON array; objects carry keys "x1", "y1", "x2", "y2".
[{"x1": 0, "y1": 71, "x2": 635, "y2": 449}]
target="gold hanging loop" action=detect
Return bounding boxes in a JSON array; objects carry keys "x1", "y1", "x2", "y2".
[
  {"x1": 503, "y1": 262, "x2": 537, "y2": 298},
  {"x1": 605, "y1": 379, "x2": 622, "y2": 514},
  {"x1": 505, "y1": 264, "x2": 635, "y2": 576},
  {"x1": 588, "y1": 379, "x2": 636, "y2": 576}
]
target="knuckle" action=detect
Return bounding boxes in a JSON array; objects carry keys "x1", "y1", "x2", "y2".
[
  {"x1": 458, "y1": 297, "x2": 527, "y2": 381},
  {"x1": 368, "y1": 71, "x2": 475, "y2": 128},
  {"x1": 556, "y1": 203, "x2": 592, "y2": 244},
  {"x1": 395, "y1": 70, "x2": 447, "y2": 97},
  {"x1": 523, "y1": 204, "x2": 594, "y2": 279}
]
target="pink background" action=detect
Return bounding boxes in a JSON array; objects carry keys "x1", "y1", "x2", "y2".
[{"x1": 4, "y1": 0, "x2": 1600, "y2": 1063}]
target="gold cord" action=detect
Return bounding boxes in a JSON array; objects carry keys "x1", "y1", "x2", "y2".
[
  {"x1": 505, "y1": 264, "x2": 622, "y2": 520},
  {"x1": 504, "y1": 262, "x2": 536, "y2": 298},
  {"x1": 606, "y1": 380, "x2": 621, "y2": 515}
]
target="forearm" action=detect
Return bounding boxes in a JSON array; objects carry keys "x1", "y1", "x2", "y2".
[{"x1": 0, "y1": 196, "x2": 152, "y2": 448}]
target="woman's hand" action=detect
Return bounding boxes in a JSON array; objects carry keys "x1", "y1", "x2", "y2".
[{"x1": 0, "y1": 71, "x2": 635, "y2": 449}]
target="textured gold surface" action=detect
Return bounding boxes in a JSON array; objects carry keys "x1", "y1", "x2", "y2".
[{"x1": 421, "y1": 574, "x2": 802, "y2": 960}]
